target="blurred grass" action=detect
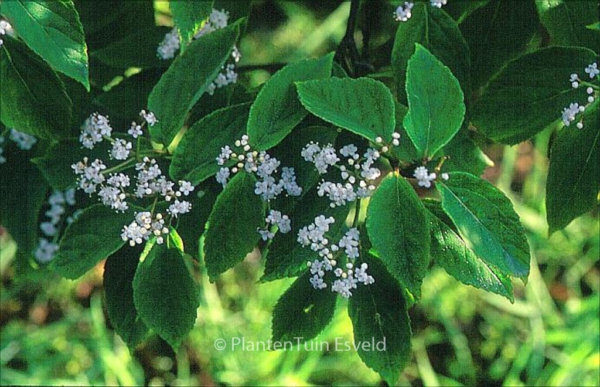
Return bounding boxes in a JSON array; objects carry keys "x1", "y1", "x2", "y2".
[{"x1": 1, "y1": 1, "x2": 599, "y2": 386}]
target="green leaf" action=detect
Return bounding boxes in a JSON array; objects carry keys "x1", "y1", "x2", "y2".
[
  {"x1": 50, "y1": 204, "x2": 132, "y2": 279},
  {"x1": 439, "y1": 128, "x2": 493, "y2": 176},
  {"x1": 436, "y1": 172, "x2": 530, "y2": 280},
  {"x1": 104, "y1": 245, "x2": 149, "y2": 348},
  {"x1": 391, "y1": 2, "x2": 470, "y2": 104},
  {"x1": 148, "y1": 19, "x2": 243, "y2": 146},
  {"x1": 403, "y1": 44, "x2": 465, "y2": 158},
  {"x1": 0, "y1": 36, "x2": 72, "y2": 139},
  {"x1": 536, "y1": 0, "x2": 600, "y2": 51},
  {"x1": 366, "y1": 174, "x2": 430, "y2": 298},
  {"x1": 271, "y1": 271, "x2": 337, "y2": 343},
  {"x1": 133, "y1": 243, "x2": 199, "y2": 350},
  {"x1": 90, "y1": 27, "x2": 172, "y2": 69},
  {"x1": 0, "y1": 143, "x2": 49, "y2": 274},
  {"x1": 75, "y1": 0, "x2": 156, "y2": 52},
  {"x1": 348, "y1": 254, "x2": 412, "y2": 386},
  {"x1": 424, "y1": 200, "x2": 514, "y2": 301},
  {"x1": 1, "y1": 0, "x2": 90, "y2": 90},
  {"x1": 460, "y1": 0, "x2": 540, "y2": 89},
  {"x1": 296, "y1": 77, "x2": 396, "y2": 143},
  {"x1": 173, "y1": 185, "x2": 219, "y2": 259},
  {"x1": 169, "y1": 102, "x2": 251, "y2": 185},
  {"x1": 247, "y1": 53, "x2": 334, "y2": 150},
  {"x1": 170, "y1": 1, "x2": 213, "y2": 48},
  {"x1": 546, "y1": 109, "x2": 600, "y2": 234},
  {"x1": 203, "y1": 172, "x2": 265, "y2": 281},
  {"x1": 93, "y1": 70, "x2": 162, "y2": 126},
  {"x1": 472, "y1": 47, "x2": 597, "y2": 145},
  {"x1": 587, "y1": 21, "x2": 600, "y2": 32}
]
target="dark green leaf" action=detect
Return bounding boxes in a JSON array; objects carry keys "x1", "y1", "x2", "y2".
[
  {"x1": 148, "y1": 19, "x2": 243, "y2": 146},
  {"x1": 403, "y1": 44, "x2": 465, "y2": 158},
  {"x1": 104, "y1": 245, "x2": 149, "y2": 348},
  {"x1": 1, "y1": 0, "x2": 90, "y2": 89},
  {"x1": 296, "y1": 77, "x2": 396, "y2": 143},
  {"x1": 90, "y1": 27, "x2": 172, "y2": 69},
  {"x1": 170, "y1": 1, "x2": 213, "y2": 48},
  {"x1": 0, "y1": 36, "x2": 72, "y2": 139},
  {"x1": 0, "y1": 144, "x2": 49, "y2": 274},
  {"x1": 75, "y1": 0, "x2": 155, "y2": 51},
  {"x1": 133, "y1": 243, "x2": 199, "y2": 350},
  {"x1": 203, "y1": 172, "x2": 265, "y2": 281},
  {"x1": 537, "y1": 0, "x2": 600, "y2": 51},
  {"x1": 50, "y1": 204, "x2": 132, "y2": 279},
  {"x1": 472, "y1": 47, "x2": 597, "y2": 144},
  {"x1": 169, "y1": 103, "x2": 251, "y2": 185},
  {"x1": 174, "y1": 185, "x2": 219, "y2": 259},
  {"x1": 348, "y1": 254, "x2": 412, "y2": 386},
  {"x1": 546, "y1": 109, "x2": 599, "y2": 234},
  {"x1": 271, "y1": 271, "x2": 337, "y2": 343},
  {"x1": 440, "y1": 128, "x2": 493, "y2": 176},
  {"x1": 93, "y1": 70, "x2": 162, "y2": 126},
  {"x1": 366, "y1": 174, "x2": 430, "y2": 298},
  {"x1": 424, "y1": 200, "x2": 514, "y2": 301},
  {"x1": 436, "y1": 172, "x2": 530, "y2": 280},
  {"x1": 460, "y1": 0, "x2": 540, "y2": 89},
  {"x1": 391, "y1": 2, "x2": 470, "y2": 104},
  {"x1": 247, "y1": 53, "x2": 334, "y2": 150}
]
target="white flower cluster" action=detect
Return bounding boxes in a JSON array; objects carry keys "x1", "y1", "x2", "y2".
[
  {"x1": 9, "y1": 129, "x2": 37, "y2": 150},
  {"x1": 302, "y1": 142, "x2": 385, "y2": 208},
  {"x1": 121, "y1": 211, "x2": 170, "y2": 246},
  {"x1": 157, "y1": 28, "x2": 180, "y2": 60},
  {"x1": 0, "y1": 128, "x2": 38, "y2": 164},
  {"x1": 216, "y1": 134, "x2": 302, "y2": 200},
  {"x1": 258, "y1": 210, "x2": 291, "y2": 241},
  {"x1": 394, "y1": 2, "x2": 414, "y2": 22},
  {"x1": 413, "y1": 166, "x2": 449, "y2": 188},
  {"x1": 0, "y1": 19, "x2": 13, "y2": 47},
  {"x1": 35, "y1": 189, "x2": 79, "y2": 263},
  {"x1": 157, "y1": 9, "x2": 241, "y2": 95},
  {"x1": 72, "y1": 111, "x2": 194, "y2": 247},
  {"x1": 562, "y1": 62, "x2": 598, "y2": 129},
  {"x1": 216, "y1": 136, "x2": 300, "y2": 241},
  {"x1": 430, "y1": 0, "x2": 448, "y2": 8},
  {"x1": 298, "y1": 216, "x2": 374, "y2": 298}
]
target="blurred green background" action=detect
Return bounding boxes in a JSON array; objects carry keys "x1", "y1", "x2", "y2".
[{"x1": 1, "y1": 1, "x2": 599, "y2": 385}]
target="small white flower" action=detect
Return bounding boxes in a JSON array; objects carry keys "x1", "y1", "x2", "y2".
[
  {"x1": 394, "y1": 2, "x2": 414, "y2": 22},
  {"x1": 178, "y1": 180, "x2": 195, "y2": 196},
  {"x1": 167, "y1": 200, "x2": 192, "y2": 217},
  {"x1": 35, "y1": 238, "x2": 59, "y2": 263},
  {"x1": 430, "y1": 0, "x2": 447, "y2": 8},
  {"x1": 9, "y1": 129, "x2": 37, "y2": 150},
  {"x1": 128, "y1": 122, "x2": 143, "y2": 138},
  {"x1": 414, "y1": 166, "x2": 437, "y2": 188},
  {"x1": 110, "y1": 139, "x2": 132, "y2": 160},
  {"x1": 584, "y1": 62, "x2": 599, "y2": 79},
  {"x1": 209, "y1": 9, "x2": 229, "y2": 29},
  {"x1": 157, "y1": 28, "x2": 180, "y2": 60},
  {"x1": 139, "y1": 110, "x2": 158, "y2": 126}
]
